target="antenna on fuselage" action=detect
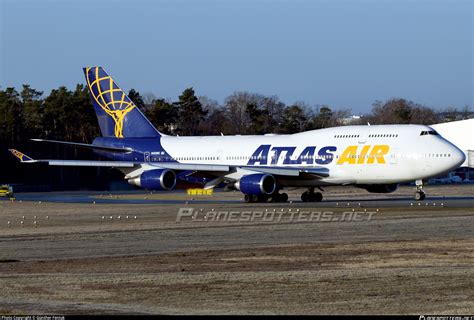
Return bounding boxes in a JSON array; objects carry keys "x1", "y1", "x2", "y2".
[{"x1": 367, "y1": 122, "x2": 371, "y2": 126}]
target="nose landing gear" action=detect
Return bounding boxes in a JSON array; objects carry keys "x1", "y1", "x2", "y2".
[{"x1": 415, "y1": 180, "x2": 426, "y2": 201}]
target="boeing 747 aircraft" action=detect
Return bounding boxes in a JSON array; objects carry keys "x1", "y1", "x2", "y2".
[{"x1": 9, "y1": 67, "x2": 465, "y2": 202}]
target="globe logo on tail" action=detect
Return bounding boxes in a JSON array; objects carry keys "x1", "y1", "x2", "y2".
[{"x1": 85, "y1": 67, "x2": 135, "y2": 138}]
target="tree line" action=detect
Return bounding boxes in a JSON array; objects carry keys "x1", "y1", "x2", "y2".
[
  {"x1": 0, "y1": 83, "x2": 471, "y2": 189},
  {"x1": 2, "y1": 84, "x2": 471, "y2": 145}
]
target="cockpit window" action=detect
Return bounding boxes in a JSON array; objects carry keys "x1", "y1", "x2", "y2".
[{"x1": 420, "y1": 130, "x2": 439, "y2": 136}]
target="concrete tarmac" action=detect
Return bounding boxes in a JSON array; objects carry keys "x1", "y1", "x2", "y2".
[
  {"x1": 12, "y1": 184, "x2": 474, "y2": 207},
  {"x1": 0, "y1": 184, "x2": 472, "y2": 314}
]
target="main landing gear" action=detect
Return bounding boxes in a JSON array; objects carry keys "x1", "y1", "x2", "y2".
[
  {"x1": 414, "y1": 180, "x2": 426, "y2": 201},
  {"x1": 301, "y1": 187, "x2": 323, "y2": 202},
  {"x1": 244, "y1": 194, "x2": 265, "y2": 203},
  {"x1": 271, "y1": 192, "x2": 288, "y2": 203},
  {"x1": 244, "y1": 192, "x2": 288, "y2": 203}
]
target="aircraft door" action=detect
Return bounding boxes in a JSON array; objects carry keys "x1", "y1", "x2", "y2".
[
  {"x1": 216, "y1": 149, "x2": 224, "y2": 164},
  {"x1": 144, "y1": 151, "x2": 151, "y2": 163},
  {"x1": 390, "y1": 148, "x2": 398, "y2": 164},
  {"x1": 358, "y1": 127, "x2": 371, "y2": 180},
  {"x1": 358, "y1": 127, "x2": 370, "y2": 144}
]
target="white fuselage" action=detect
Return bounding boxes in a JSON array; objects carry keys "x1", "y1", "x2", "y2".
[{"x1": 156, "y1": 124, "x2": 465, "y2": 187}]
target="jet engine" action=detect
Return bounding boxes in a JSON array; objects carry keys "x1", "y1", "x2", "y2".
[
  {"x1": 128, "y1": 169, "x2": 176, "y2": 190},
  {"x1": 361, "y1": 183, "x2": 398, "y2": 193},
  {"x1": 234, "y1": 173, "x2": 276, "y2": 195}
]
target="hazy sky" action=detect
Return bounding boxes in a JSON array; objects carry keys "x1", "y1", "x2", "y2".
[{"x1": 1, "y1": 0, "x2": 472, "y2": 113}]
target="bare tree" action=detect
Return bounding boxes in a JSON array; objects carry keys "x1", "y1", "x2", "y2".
[
  {"x1": 368, "y1": 98, "x2": 438, "y2": 125},
  {"x1": 224, "y1": 92, "x2": 254, "y2": 134},
  {"x1": 142, "y1": 92, "x2": 156, "y2": 106}
]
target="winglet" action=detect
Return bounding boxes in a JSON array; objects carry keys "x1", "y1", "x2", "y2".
[{"x1": 8, "y1": 149, "x2": 34, "y2": 162}]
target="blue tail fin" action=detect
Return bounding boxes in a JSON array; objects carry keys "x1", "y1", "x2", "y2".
[{"x1": 83, "y1": 67, "x2": 160, "y2": 138}]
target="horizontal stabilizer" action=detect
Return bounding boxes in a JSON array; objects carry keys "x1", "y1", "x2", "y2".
[
  {"x1": 31, "y1": 139, "x2": 133, "y2": 153},
  {"x1": 8, "y1": 149, "x2": 34, "y2": 162}
]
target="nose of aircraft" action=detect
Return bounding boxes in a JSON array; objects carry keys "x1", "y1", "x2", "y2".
[
  {"x1": 451, "y1": 144, "x2": 466, "y2": 168},
  {"x1": 429, "y1": 140, "x2": 466, "y2": 177}
]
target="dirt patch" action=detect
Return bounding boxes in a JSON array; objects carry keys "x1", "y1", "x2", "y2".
[{"x1": 0, "y1": 239, "x2": 473, "y2": 314}]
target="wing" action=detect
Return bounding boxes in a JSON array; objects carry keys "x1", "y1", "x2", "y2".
[
  {"x1": 9, "y1": 149, "x2": 329, "y2": 185},
  {"x1": 121, "y1": 162, "x2": 328, "y2": 178},
  {"x1": 9, "y1": 149, "x2": 34, "y2": 162},
  {"x1": 200, "y1": 165, "x2": 330, "y2": 189},
  {"x1": 242, "y1": 165, "x2": 329, "y2": 178}
]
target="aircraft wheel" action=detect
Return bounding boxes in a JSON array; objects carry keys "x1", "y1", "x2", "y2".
[
  {"x1": 271, "y1": 194, "x2": 280, "y2": 202},
  {"x1": 271, "y1": 193, "x2": 287, "y2": 203},
  {"x1": 279, "y1": 193, "x2": 288, "y2": 202},
  {"x1": 244, "y1": 194, "x2": 260, "y2": 203},
  {"x1": 313, "y1": 192, "x2": 323, "y2": 202},
  {"x1": 302, "y1": 191, "x2": 322, "y2": 202},
  {"x1": 301, "y1": 192, "x2": 309, "y2": 202},
  {"x1": 415, "y1": 191, "x2": 426, "y2": 201}
]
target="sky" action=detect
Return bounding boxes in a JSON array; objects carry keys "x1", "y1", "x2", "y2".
[{"x1": 0, "y1": 0, "x2": 472, "y2": 113}]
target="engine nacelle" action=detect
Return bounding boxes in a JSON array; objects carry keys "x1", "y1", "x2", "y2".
[
  {"x1": 362, "y1": 183, "x2": 398, "y2": 193},
  {"x1": 128, "y1": 169, "x2": 176, "y2": 190},
  {"x1": 235, "y1": 174, "x2": 276, "y2": 195}
]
